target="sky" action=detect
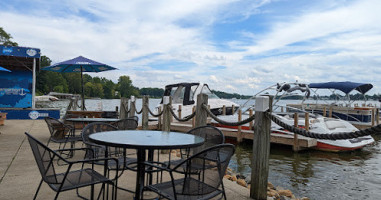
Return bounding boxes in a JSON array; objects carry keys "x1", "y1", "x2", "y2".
[{"x1": 1, "y1": 0, "x2": 381, "y2": 95}]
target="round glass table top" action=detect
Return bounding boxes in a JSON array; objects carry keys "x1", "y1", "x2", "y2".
[
  {"x1": 66, "y1": 118, "x2": 119, "y2": 122},
  {"x1": 89, "y1": 130, "x2": 205, "y2": 149}
]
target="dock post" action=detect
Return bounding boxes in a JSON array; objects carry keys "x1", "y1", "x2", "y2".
[
  {"x1": 237, "y1": 109, "x2": 243, "y2": 143},
  {"x1": 251, "y1": 96, "x2": 272, "y2": 200},
  {"x1": 162, "y1": 96, "x2": 171, "y2": 132},
  {"x1": 249, "y1": 109, "x2": 253, "y2": 130},
  {"x1": 157, "y1": 107, "x2": 162, "y2": 130},
  {"x1": 142, "y1": 96, "x2": 149, "y2": 130},
  {"x1": 192, "y1": 106, "x2": 196, "y2": 128},
  {"x1": 129, "y1": 96, "x2": 136, "y2": 118},
  {"x1": 371, "y1": 108, "x2": 375, "y2": 126},
  {"x1": 119, "y1": 97, "x2": 129, "y2": 119},
  {"x1": 293, "y1": 113, "x2": 300, "y2": 152},
  {"x1": 222, "y1": 105, "x2": 226, "y2": 115},
  {"x1": 178, "y1": 105, "x2": 182, "y2": 119},
  {"x1": 376, "y1": 108, "x2": 380, "y2": 125},
  {"x1": 195, "y1": 94, "x2": 208, "y2": 127}
]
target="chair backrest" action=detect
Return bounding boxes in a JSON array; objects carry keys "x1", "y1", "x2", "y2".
[
  {"x1": 175, "y1": 144, "x2": 235, "y2": 196},
  {"x1": 44, "y1": 117, "x2": 68, "y2": 139},
  {"x1": 186, "y1": 125, "x2": 225, "y2": 156},
  {"x1": 112, "y1": 118, "x2": 138, "y2": 130},
  {"x1": 81, "y1": 122, "x2": 118, "y2": 145},
  {"x1": 25, "y1": 132, "x2": 63, "y2": 184}
]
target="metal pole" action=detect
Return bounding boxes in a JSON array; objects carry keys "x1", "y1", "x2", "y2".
[
  {"x1": 81, "y1": 66, "x2": 85, "y2": 110},
  {"x1": 32, "y1": 58, "x2": 36, "y2": 109}
]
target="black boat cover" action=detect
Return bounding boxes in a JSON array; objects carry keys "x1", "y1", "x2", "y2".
[{"x1": 309, "y1": 81, "x2": 373, "y2": 94}]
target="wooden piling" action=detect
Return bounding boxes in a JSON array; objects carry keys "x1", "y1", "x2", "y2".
[
  {"x1": 251, "y1": 96, "x2": 272, "y2": 200},
  {"x1": 222, "y1": 105, "x2": 226, "y2": 115},
  {"x1": 305, "y1": 112, "x2": 309, "y2": 131},
  {"x1": 249, "y1": 109, "x2": 253, "y2": 130},
  {"x1": 129, "y1": 96, "x2": 136, "y2": 118},
  {"x1": 237, "y1": 109, "x2": 243, "y2": 143},
  {"x1": 371, "y1": 108, "x2": 375, "y2": 126},
  {"x1": 158, "y1": 107, "x2": 162, "y2": 130},
  {"x1": 293, "y1": 113, "x2": 300, "y2": 152},
  {"x1": 142, "y1": 96, "x2": 149, "y2": 130},
  {"x1": 178, "y1": 105, "x2": 182, "y2": 119},
  {"x1": 162, "y1": 96, "x2": 171, "y2": 132},
  {"x1": 192, "y1": 106, "x2": 196, "y2": 128},
  {"x1": 195, "y1": 94, "x2": 208, "y2": 127},
  {"x1": 376, "y1": 108, "x2": 380, "y2": 125},
  {"x1": 119, "y1": 97, "x2": 129, "y2": 119},
  {"x1": 232, "y1": 104, "x2": 235, "y2": 114}
]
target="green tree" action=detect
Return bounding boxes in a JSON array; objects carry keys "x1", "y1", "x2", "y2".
[
  {"x1": 0, "y1": 27, "x2": 18, "y2": 46},
  {"x1": 118, "y1": 76, "x2": 138, "y2": 97}
]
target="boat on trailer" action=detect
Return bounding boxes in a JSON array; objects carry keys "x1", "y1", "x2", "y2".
[
  {"x1": 211, "y1": 82, "x2": 374, "y2": 152},
  {"x1": 156, "y1": 82, "x2": 239, "y2": 117}
]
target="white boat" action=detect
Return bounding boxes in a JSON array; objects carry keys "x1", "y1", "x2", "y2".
[
  {"x1": 211, "y1": 82, "x2": 375, "y2": 152},
  {"x1": 156, "y1": 82, "x2": 239, "y2": 117},
  {"x1": 35, "y1": 95, "x2": 59, "y2": 102},
  {"x1": 286, "y1": 81, "x2": 378, "y2": 128}
]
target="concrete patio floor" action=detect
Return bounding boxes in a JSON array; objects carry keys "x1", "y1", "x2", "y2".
[{"x1": 0, "y1": 119, "x2": 251, "y2": 200}]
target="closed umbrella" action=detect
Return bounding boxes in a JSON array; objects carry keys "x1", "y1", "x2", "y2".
[
  {"x1": 0, "y1": 66, "x2": 11, "y2": 72},
  {"x1": 42, "y1": 56, "x2": 117, "y2": 110}
]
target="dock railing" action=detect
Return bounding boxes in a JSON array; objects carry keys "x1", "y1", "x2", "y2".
[{"x1": 120, "y1": 94, "x2": 381, "y2": 200}]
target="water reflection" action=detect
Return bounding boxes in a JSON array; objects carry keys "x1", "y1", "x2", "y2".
[{"x1": 229, "y1": 138, "x2": 381, "y2": 200}]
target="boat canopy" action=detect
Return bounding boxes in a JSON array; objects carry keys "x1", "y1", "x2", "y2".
[{"x1": 309, "y1": 81, "x2": 373, "y2": 94}]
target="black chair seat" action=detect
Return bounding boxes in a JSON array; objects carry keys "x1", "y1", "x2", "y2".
[
  {"x1": 146, "y1": 177, "x2": 222, "y2": 200},
  {"x1": 48, "y1": 168, "x2": 111, "y2": 192}
]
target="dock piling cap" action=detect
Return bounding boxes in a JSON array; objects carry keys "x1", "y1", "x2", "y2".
[{"x1": 255, "y1": 96, "x2": 269, "y2": 112}]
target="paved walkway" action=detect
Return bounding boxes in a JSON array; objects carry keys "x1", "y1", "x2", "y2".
[{"x1": 0, "y1": 119, "x2": 251, "y2": 199}]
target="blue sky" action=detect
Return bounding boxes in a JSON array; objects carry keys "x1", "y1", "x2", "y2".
[{"x1": 1, "y1": 0, "x2": 381, "y2": 95}]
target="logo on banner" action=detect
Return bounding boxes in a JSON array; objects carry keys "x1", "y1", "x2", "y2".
[
  {"x1": 26, "y1": 49, "x2": 37, "y2": 56},
  {"x1": 2, "y1": 47, "x2": 13, "y2": 55},
  {"x1": 29, "y1": 111, "x2": 49, "y2": 120}
]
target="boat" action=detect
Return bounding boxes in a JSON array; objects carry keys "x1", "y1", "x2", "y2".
[
  {"x1": 211, "y1": 82, "x2": 375, "y2": 152},
  {"x1": 156, "y1": 82, "x2": 239, "y2": 117},
  {"x1": 286, "y1": 81, "x2": 378, "y2": 128},
  {"x1": 35, "y1": 95, "x2": 59, "y2": 102}
]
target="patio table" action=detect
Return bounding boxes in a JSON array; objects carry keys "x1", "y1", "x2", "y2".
[{"x1": 89, "y1": 130, "x2": 205, "y2": 200}]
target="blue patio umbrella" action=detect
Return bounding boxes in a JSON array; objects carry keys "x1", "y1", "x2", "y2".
[
  {"x1": 42, "y1": 56, "x2": 117, "y2": 110},
  {"x1": 0, "y1": 66, "x2": 11, "y2": 72}
]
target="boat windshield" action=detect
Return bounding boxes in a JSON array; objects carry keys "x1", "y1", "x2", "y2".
[
  {"x1": 170, "y1": 86, "x2": 186, "y2": 104},
  {"x1": 201, "y1": 85, "x2": 219, "y2": 99}
]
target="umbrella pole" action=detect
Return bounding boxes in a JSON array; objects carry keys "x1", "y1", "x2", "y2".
[{"x1": 81, "y1": 66, "x2": 85, "y2": 110}]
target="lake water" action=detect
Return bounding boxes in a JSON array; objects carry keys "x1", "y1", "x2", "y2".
[{"x1": 38, "y1": 98, "x2": 381, "y2": 200}]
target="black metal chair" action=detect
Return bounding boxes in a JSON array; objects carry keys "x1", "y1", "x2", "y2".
[
  {"x1": 44, "y1": 117, "x2": 82, "y2": 155},
  {"x1": 144, "y1": 144, "x2": 235, "y2": 200},
  {"x1": 111, "y1": 117, "x2": 138, "y2": 130},
  {"x1": 167, "y1": 125, "x2": 225, "y2": 169},
  {"x1": 81, "y1": 122, "x2": 137, "y2": 193},
  {"x1": 25, "y1": 132, "x2": 117, "y2": 200}
]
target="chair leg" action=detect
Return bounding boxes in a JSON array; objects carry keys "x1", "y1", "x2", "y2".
[
  {"x1": 54, "y1": 191, "x2": 61, "y2": 200},
  {"x1": 91, "y1": 184, "x2": 94, "y2": 200},
  {"x1": 33, "y1": 179, "x2": 43, "y2": 200}
]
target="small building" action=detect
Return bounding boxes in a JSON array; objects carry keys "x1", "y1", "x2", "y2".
[{"x1": 0, "y1": 45, "x2": 59, "y2": 119}]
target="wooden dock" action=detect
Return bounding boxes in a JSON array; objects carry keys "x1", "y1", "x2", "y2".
[{"x1": 145, "y1": 121, "x2": 317, "y2": 149}]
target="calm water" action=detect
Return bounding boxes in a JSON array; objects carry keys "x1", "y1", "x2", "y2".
[{"x1": 38, "y1": 98, "x2": 381, "y2": 200}]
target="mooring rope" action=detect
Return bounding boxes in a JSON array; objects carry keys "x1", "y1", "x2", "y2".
[
  {"x1": 168, "y1": 105, "x2": 196, "y2": 122},
  {"x1": 202, "y1": 104, "x2": 255, "y2": 126},
  {"x1": 266, "y1": 112, "x2": 381, "y2": 140},
  {"x1": 147, "y1": 106, "x2": 164, "y2": 117}
]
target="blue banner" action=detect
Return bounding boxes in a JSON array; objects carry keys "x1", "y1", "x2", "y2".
[
  {"x1": 0, "y1": 45, "x2": 40, "y2": 58},
  {"x1": 0, "y1": 70, "x2": 32, "y2": 108}
]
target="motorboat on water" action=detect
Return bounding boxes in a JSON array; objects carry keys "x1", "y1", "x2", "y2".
[
  {"x1": 155, "y1": 82, "x2": 239, "y2": 117},
  {"x1": 211, "y1": 82, "x2": 375, "y2": 152},
  {"x1": 35, "y1": 95, "x2": 59, "y2": 102},
  {"x1": 287, "y1": 81, "x2": 378, "y2": 128}
]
